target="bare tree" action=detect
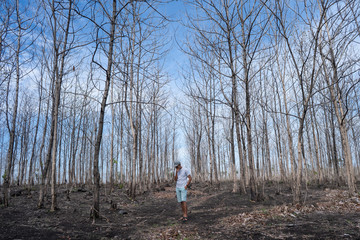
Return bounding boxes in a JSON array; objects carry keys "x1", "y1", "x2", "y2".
[
  {"x1": 88, "y1": 0, "x2": 119, "y2": 219},
  {"x1": 184, "y1": 0, "x2": 271, "y2": 200},
  {"x1": 266, "y1": 0, "x2": 326, "y2": 203},
  {"x1": 318, "y1": 0, "x2": 360, "y2": 195},
  {"x1": 74, "y1": 0, "x2": 148, "y2": 220},
  {"x1": 3, "y1": 0, "x2": 37, "y2": 207},
  {"x1": 1, "y1": 0, "x2": 16, "y2": 206},
  {"x1": 28, "y1": 53, "x2": 46, "y2": 188},
  {"x1": 37, "y1": 0, "x2": 74, "y2": 210}
]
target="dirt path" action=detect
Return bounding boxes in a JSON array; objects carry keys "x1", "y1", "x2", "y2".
[
  {"x1": 128, "y1": 188, "x2": 248, "y2": 239},
  {"x1": 1, "y1": 182, "x2": 360, "y2": 239}
]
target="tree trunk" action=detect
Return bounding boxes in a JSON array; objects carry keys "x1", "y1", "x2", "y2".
[
  {"x1": 91, "y1": 0, "x2": 117, "y2": 220},
  {"x1": 230, "y1": 110, "x2": 238, "y2": 193},
  {"x1": 235, "y1": 110, "x2": 246, "y2": 193},
  {"x1": 310, "y1": 107, "x2": 323, "y2": 184},
  {"x1": 245, "y1": 79, "x2": 258, "y2": 201},
  {"x1": 320, "y1": 39, "x2": 357, "y2": 195},
  {"x1": 109, "y1": 71, "x2": 115, "y2": 195},
  {"x1": 50, "y1": 0, "x2": 72, "y2": 211},
  {"x1": 3, "y1": 0, "x2": 21, "y2": 207}
]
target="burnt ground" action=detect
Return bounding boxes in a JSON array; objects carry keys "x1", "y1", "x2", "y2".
[{"x1": 0, "y1": 181, "x2": 360, "y2": 240}]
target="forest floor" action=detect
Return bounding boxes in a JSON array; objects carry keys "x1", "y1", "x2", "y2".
[{"x1": 1, "y1": 181, "x2": 360, "y2": 240}]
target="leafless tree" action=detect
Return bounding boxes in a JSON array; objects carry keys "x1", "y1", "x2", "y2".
[
  {"x1": 3, "y1": 0, "x2": 37, "y2": 207},
  {"x1": 37, "y1": 0, "x2": 75, "y2": 210},
  {"x1": 318, "y1": 0, "x2": 360, "y2": 195},
  {"x1": 184, "y1": 0, "x2": 271, "y2": 200},
  {"x1": 265, "y1": 0, "x2": 326, "y2": 203}
]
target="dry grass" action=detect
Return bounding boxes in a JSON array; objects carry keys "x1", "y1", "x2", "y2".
[{"x1": 222, "y1": 189, "x2": 360, "y2": 229}]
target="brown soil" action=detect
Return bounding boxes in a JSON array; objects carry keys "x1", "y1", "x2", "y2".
[{"x1": 1, "y1": 181, "x2": 360, "y2": 239}]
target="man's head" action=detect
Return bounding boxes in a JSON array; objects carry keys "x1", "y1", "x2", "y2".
[{"x1": 174, "y1": 160, "x2": 181, "y2": 169}]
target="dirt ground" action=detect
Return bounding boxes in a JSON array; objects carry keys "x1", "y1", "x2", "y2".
[{"x1": 1, "y1": 181, "x2": 360, "y2": 240}]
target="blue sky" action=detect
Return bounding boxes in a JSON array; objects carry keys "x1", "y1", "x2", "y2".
[
  {"x1": 157, "y1": 1, "x2": 193, "y2": 168},
  {"x1": 160, "y1": 0, "x2": 189, "y2": 83}
]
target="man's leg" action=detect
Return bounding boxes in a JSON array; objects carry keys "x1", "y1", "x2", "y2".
[
  {"x1": 177, "y1": 188, "x2": 188, "y2": 220},
  {"x1": 181, "y1": 201, "x2": 187, "y2": 218}
]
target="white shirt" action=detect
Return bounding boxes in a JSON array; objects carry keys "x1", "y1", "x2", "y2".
[{"x1": 176, "y1": 167, "x2": 191, "y2": 188}]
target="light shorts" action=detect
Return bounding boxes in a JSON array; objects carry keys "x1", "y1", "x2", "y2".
[{"x1": 176, "y1": 187, "x2": 187, "y2": 202}]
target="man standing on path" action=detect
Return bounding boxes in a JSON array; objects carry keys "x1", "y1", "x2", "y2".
[{"x1": 174, "y1": 161, "x2": 192, "y2": 222}]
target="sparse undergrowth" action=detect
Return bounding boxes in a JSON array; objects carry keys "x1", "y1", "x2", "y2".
[{"x1": 0, "y1": 181, "x2": 360, "y2": 239}]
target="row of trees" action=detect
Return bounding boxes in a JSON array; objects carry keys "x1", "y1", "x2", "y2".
[
  {"x1": 0, "y1": 0, "x2": 177, "y2": 220},
  {"x1": 181, "y1": 0, "x2": 360, "y2": 202},
  {"x1": 1, "y1": 0, "x2": 360, "y2": 220}
]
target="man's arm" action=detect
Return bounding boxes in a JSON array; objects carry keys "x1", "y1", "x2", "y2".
[
  {"x1": 185, "y1": 175, "x2": 192, "y2": 190},
  {"x1": 174, "y1": 169, "x2": 179, "y2": 181}
]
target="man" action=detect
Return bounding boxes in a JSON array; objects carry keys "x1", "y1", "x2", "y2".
[{"x1": 174, "y1": 160, "x2": 192, "y2": 222}]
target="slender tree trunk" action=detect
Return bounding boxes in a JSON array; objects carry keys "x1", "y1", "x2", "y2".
[
  {"x1": 28, "y1": 81, "x2": 42, "y2": 187},
  {"x1": 205, "y1": 111, "x2": 214, "y2": 185},
  {"x1": 240, "y1": 123, "x2": 249, "y2": 186},
  {"x1": 37, "y1": 90, "x2": 51, "y2": 207},
  {"x1": 3, "y1": 0, "x2": 21, "y2": 207},
  {"x1": 230, "y1": 110, "x2": 238, "y2": 193},
  {"x1": 320, "y1": 38, "x2": 357, "y2": 195},
  {"x1": 245, "y1": 80, "x2": 257, "y2": 201},
  {"x1": 58, "y1": 97, "x2": 65, "y2": 185},
  {"x1": 330, "y1": 109, "x2": 340, "y2": 182},
  {"x1": 305, "y1": 118, "x2": 314, "y2": 179},
  {"x1": 310, "y1": 107, "x2": 323, "y2": 184},
  {"x1": 91, "y1": 0, "x2": 117, "y2": 220},
  {"x1": 264, "y1": 115, "x2": 272, "y2": 180},
  {"x1": 211, "y1": 75, "x2": 219, "y2": 184},
  {"x1": 109, "y1": 72, "x2": 115, "y2": 195},
  {"x1": 235, "y1": 110, "x2": 246, "y2": 193},
  {"x1": 294, "y1": 117, "x2": 306, "y2": 203},
  {"x1": 50, "y1": 0, "x2": 72, "y2": 211}
]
